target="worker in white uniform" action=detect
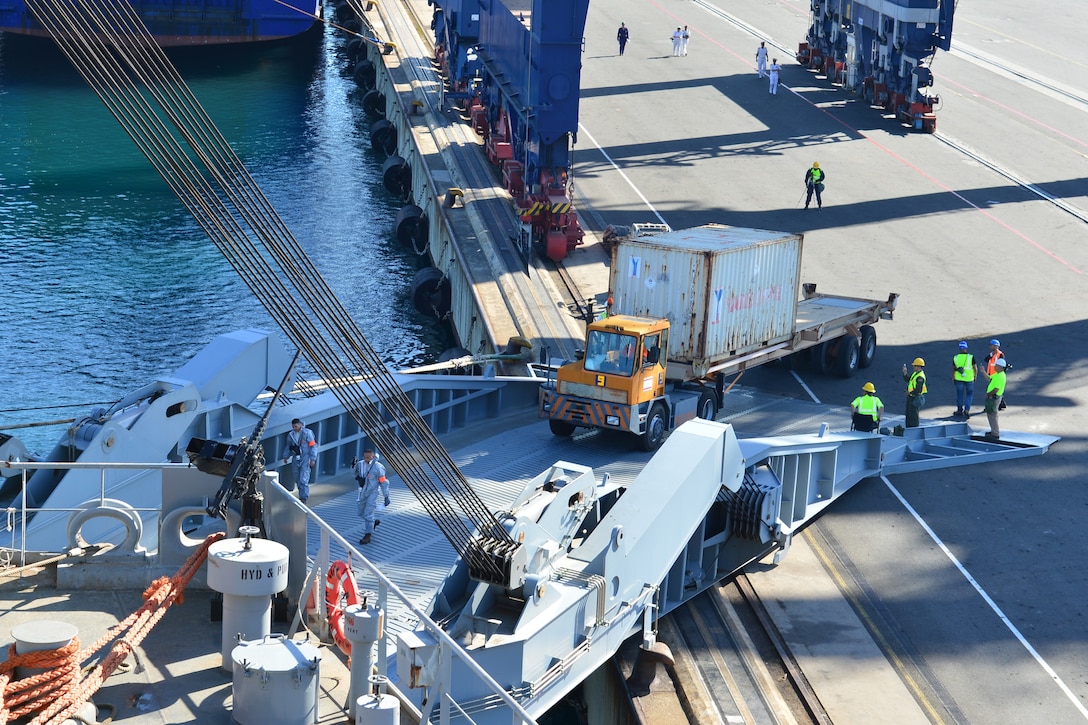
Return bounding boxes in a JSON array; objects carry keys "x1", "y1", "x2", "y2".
[
  {"x1": 755, "y1": 41, "x2": 768, "y2": 77},
  {"x1": 768, "y1": 58, "x2": 781, "y2": 94}
]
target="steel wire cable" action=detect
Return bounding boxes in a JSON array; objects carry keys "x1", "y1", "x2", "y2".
[{"x1": 27, "y1": 0, "x2": 513, "y2": 570}]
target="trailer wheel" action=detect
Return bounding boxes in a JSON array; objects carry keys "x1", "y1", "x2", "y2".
[
  {"x1": 549, "y1": 419, "x2": 576, "y2": 437},
  {"x1": 697, "y1": 389, "x2": 718, "y2": 421},
  {"x1": 859, "y1": 325, "x2": 877, "y2": 368},
  {"x1": 817, "y1": 340, "x2": 836, "y2": 375},
  {"x1": 836, "y1": 335, "x2": 860, "y2": 378},
  {"x1": 638, "y1": 403, "x2": 668, "y2": 452}
]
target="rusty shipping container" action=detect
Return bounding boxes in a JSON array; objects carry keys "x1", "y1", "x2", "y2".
[{"x1": 609, "y1": 224, "x2": 803, "y2": 368}]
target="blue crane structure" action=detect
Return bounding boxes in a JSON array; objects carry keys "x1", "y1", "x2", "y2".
[
  {"x1": 797, "y1": 0, "x2": 955, "y2": 132},
  {"x1": 429, "y1": 0, "x2": 588, "y2": 261}
]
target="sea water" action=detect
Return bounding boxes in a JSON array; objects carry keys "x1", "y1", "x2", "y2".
[{"x1": 0, "y1": 27, "x2": 447, "y2": 456}]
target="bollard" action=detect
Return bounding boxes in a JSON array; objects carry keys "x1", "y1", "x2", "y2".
[
  {"x1": 206, "y1": 526, "x2": 289, "y2": 671},
  {"x1": 443, "y1": 187, "x2": 464, "y2": 208}
]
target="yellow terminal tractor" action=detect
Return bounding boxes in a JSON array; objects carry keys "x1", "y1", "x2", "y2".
[{"x1": 540, "y1": 224, "x2": 898, "y2": 450}]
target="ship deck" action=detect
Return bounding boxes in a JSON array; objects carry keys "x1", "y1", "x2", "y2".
[{"x1": 0, "y1": 385, "x2": 926, "y2": 723}]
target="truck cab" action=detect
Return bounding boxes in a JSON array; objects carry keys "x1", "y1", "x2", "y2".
[{"x1": 540, "y1": 315, "x2": 717, "y2": 451}]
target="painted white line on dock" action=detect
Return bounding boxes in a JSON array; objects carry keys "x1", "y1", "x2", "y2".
[
  {"x1": 790, "y1": 369, "x2": 820, "y2": 404},
  {"x1": 881, "y1": 475, "x2": 1088, "y2": 721},
  {"x1": 577, "y1": 123, "x2": 670, "y2": 228}
]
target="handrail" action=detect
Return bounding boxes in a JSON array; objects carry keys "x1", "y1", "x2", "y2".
[
  {"x1": 262, "y1": 479, "x2": 537, "y2": 725},
  {"x1": 0, "y1": 459, "x2": 538, "y2": 725},
  {"x1": 1, "y1": 460, "x2": 189, "y2": 568}
]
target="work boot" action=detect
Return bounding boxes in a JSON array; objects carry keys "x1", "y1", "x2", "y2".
[{"x1": 359, "y1": 533, "x2": 372, "y2": 545}]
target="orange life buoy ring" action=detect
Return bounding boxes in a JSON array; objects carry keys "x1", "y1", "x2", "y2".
[{"x1": 325, "y1": 560, "x2": 360, "y2": 656}]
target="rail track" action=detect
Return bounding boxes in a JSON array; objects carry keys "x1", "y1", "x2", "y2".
[{"x1": 661, "y1": 573, "x2": 831, "y2": 725}]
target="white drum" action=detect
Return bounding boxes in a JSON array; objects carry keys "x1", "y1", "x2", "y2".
[
  {"x1": 231, "y1": 634, "x2": 321, "y2": 725},
  {"x1": 355, "y1": 693, "x2": 399, "y2": 725}
]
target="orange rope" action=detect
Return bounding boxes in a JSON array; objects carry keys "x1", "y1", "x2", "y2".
[{"x1": 0, "y1": 531, "x2": 224, "y2": 725}]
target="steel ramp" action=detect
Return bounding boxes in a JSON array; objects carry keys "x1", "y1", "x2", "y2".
[{"x1": 880, "y1": 421, "x2": 1059, "y2": 474}]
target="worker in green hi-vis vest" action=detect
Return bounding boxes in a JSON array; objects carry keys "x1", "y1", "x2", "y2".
[{"x1": 902, "y1": 358, "x2": 928, "y2": 428}]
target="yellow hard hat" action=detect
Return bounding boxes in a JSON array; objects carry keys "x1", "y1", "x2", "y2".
[
  {"x1": 862, "y1": 382, "x2": 875, "y2": 393},
  {"x1": 912, "y1": 357, "x2": 925, "y2": 367},
  {"x1": 812, "y1": 162, "x2": 820, "y2": 168}
]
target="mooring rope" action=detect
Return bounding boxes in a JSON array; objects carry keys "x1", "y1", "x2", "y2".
[
  {"x1": 24, "y1": 0, "x2": 513, "y2": 576},
  {"x1": 0, "y1": 531, "x2": 223, "y2": 725}
]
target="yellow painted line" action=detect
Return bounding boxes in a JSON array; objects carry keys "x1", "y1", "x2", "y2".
[{"x1": 801, "y1": 527, "x2": 948, "y2": 725}]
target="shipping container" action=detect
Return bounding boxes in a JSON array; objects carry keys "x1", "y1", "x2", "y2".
[{"x1": 609, "y1": 225, "x2": 803, "y2": 367}]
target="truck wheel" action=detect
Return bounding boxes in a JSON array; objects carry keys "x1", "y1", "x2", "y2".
[
  {"x1": 859, "y1": 325, "x2": 877, "y2": 368},
  {"x1": 549, "y1": 419, "x2": 576, "y2": 437},
  {"x1": 638, "y1": 403, "x2": 668, "y2": 452},
  {"x1": 836, "y1": 335, "x2": 860, "y2": 378},
  {"x1": 697, "y1": 390, "x2": 718, "y2": 421}
]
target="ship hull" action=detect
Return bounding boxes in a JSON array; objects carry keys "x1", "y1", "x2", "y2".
[{"x1": 0, "y1": 0, "x2": 321, "y2": 46}]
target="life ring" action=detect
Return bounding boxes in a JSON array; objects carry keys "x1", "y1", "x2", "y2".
[{"x1": 325, "y1": 560, "x2": 360, "y2": 656}]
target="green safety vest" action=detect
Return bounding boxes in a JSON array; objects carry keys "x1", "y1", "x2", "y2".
[
  {"x1": 987, "y1": 370, "x2": 1007, "y2": 398},
  {"x1": 953, "y1": 353, "x2": 975, "y2": 382},
  {"x1": 908, "y1": 370, "x2": 927, "y2": 396},
  {"x1": 852, "y1": 394, "x2": 882, "y2": 421}
]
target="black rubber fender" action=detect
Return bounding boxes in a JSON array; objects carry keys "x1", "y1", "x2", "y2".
[
  {"x1": 370, "y1": 119, "x2": 397, "y2": 155},
  {"x1": 362, "y1": 89, "x2": 386, "y2": 118},
  {"x1": 353, "y1": 59, "x2": 376, "y2": 89},
  {"x1": 411, "y1": 213, "x2": 430, "y2": 254},
  {"x1": 338, "y1": 15, "x2": 361, "y2": 34},
  {"x1": 395, "y1": 205, "x2": 424, "y2": 246},
  {"x1": 345, "y1": 37, "x2": 365, "y2": 62},
  {"x1": 410, "y1": 267, "x2": 451, "y2": 317},
  {"x1": 381, "y1": 155, "x2": 411, "y2": 196}
]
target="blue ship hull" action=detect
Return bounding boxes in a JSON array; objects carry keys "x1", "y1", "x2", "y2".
[{"x1": 0, "y1": 0, "x2": 320, "y2": 46}]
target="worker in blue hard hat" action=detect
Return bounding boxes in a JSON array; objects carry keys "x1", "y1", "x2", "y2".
[
  {"x1": 850, "y1": 382, "x2": 884, "y2": 432},
  {"x1": 952, "y1": 341, "x2": 979, "y2": 418},
  {"x1": 902, "y1": 357, "x2": 927, "y2": 427},
  {"x1": 983, "y1": 338, "x2": 1009, "y2": 411},
  {"x1": 984, "y1": 358, "x2": 1008, "y2": 439}
]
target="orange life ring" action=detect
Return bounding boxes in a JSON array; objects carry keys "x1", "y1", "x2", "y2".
[{"x1": 325, "y1": 560, "x2": 360, "y2": 656}]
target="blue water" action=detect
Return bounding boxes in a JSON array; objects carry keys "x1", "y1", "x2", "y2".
[{"x1": 0, "y1": 27, "x2": 447, "y2": 455}]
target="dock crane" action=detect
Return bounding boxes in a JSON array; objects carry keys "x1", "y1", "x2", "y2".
[{"x1": 797, "y1": 0, "x2": 956, "y2": 132}]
